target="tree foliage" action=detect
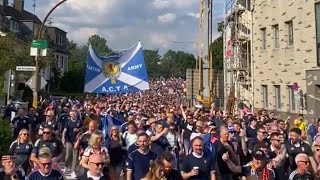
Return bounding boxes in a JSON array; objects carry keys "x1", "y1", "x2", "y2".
[{"x1": 210, "y1": 21, "x2": 224, "y2": 70}]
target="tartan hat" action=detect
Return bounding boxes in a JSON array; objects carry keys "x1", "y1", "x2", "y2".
[{"x1": 1, "y1": 155, "x2": 15, "y2": 161}]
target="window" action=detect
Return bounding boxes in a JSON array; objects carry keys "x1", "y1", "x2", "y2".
[
  {"x1": 315, "y1": 3, "x2": 320, "y2": 65},
  {"x1": 288, "y1": 85, "x2": 296, "y2": 112},
  {"x1": 60, "y1": 56, "x2": 64, "y2": 68},
  {"x1": 272, "y1": 24, "x2": 279, "y2": 48},
  {"x1": 260, "y1": 28, "x2": 267, "y2": 50},
  {"x1": 262, "y1": 85, "x2": 268, "y2": 108},
  {"x1": 286, "y1": 21, "x2": 294, "y2": 46},
  {"x1": 274, "y1": 85, "x2": 281, "y2": 110},
  {"x1": 10, "y1": 20, "x2": 19, "y2": 32}
]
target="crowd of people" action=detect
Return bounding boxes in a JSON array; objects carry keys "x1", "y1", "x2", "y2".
[{"x1": 0, "y1": 77, "x2": 319, "y2": 180}]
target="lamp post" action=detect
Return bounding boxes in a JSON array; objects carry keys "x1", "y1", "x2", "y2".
[{"x1": 32, "y1": 0, "x2": 67, "y2": 108}]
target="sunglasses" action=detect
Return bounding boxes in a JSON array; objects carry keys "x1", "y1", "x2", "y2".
[
  {"x1": 299, "y1": 160, "x2": 309, "y2": 165},
  {"x1": 90, "y1": 162, "x2": 104, "y2": 167},
  {"x1": 43, "y1": 132, "x2": 51, "y2": 135},
  {"x1": 22, "y1": 133, "x2": 29, "y2": 136},
  {"x1": 272, "y1": 139, "x2": 281, "y2": 143},
  {"x1": 40, "y1": 162, "x2": 52, "y2": 166},
  {"x1": 259, "y1": 131, "x2": 267, "y2": 134}
]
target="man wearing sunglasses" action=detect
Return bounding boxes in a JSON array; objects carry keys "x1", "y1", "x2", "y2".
[
  {"x1": 288, "y1": 153, "x2": 313, "y2": 180},
  {"x1": 78, "y1": 154, "x2": 108, "y2": 180},
  {"x1": 30, "y1": 125, "x2": 64, "y2": 170},
  {"x1": 28, "y1": 147, "x2": 64, "y2": 180}
]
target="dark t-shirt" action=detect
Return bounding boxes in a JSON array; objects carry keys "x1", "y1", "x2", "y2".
[
  {"x1": 182, "y1": 122, "x2": 194, "y2": 140},
  {"x1": 11, "y1": 116, "x2": 30, "y2": 136},
  {"x1": 126, "y1": 149, "x2": 157, "y2": 180},
  {"x1": 285, "y1": 141, "x2": 313, "y2": 170},
  {"x1": 9, "y1": 141, "x2": 33, "y2": 167},
  {"x1": 288, "y1": 170, "x2": 314, "y2": 180},
  {"x1": 181, "y1": 153, "x2": 215, "y2": 180},
  {"x1": 246, "y1": 126, "x2": 257, "y2": 139},
  {"x1": 64, "y1": 119, "x2": 83, "y2": 143},
  {"x1": 28, "y1": 169, "x2": 63, "y2": 180},
  {"x1": 165, "y1": 169, "x2": 183, "y2": 180},
  {"x1": 33, "y1": 138, "x2": 64, "y2": 158},
  {"x1": 105, "y1": 138, "x2": 125, "y2": 165},
  {"x1": 213, "y1": 140, "x2": 234, "y2": 175}
]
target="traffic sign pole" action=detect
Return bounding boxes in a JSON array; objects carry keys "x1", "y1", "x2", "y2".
[{"x1": 6, "y1": 70, "x2": 12, "y2": 105}]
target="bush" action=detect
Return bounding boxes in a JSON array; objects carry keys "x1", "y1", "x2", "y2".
[{"x1": 0, "y1": 120, "x2": 13, "y2": 157}]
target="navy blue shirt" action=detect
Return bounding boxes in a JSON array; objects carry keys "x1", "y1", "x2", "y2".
[
  {"x1": 11, "y1": 116, "x2": 30, "y2": 137},
  {"x1": 28, "y1": 169, "x2": 63, "y2": 180},
  {"x1": 9, "y1": 141, "x2": 33, "y2": 167},
  {"x1": 33, "y1": 138, "x2": 64, "y2": 158},
  {"x1": 0, "y1": 167, "x2": 25, "y2": 180},
  {"x1": 126, "y1": 149, "x2": 157, "y2": 180},
  {"x1": 181, "y1": 153, "x2": 215, "y2": 180},
  {"x1": 127, "y1": 143, "x2": 139, "y2": 155},
  {"x1": 64, "y1": 119, "x2": 83, "y2": 143}
]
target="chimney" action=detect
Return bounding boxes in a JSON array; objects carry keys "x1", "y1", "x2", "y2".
[
  {"x1": 0, "y1": 0, "x2": 8, "y2": 6},
  {"x1": 13, "y1": 0, "x2": 24, "y2": 12}
]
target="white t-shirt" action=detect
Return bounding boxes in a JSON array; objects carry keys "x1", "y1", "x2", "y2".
[{"x1": 123, "y1": 132, "x2": 137, "y2": 149}]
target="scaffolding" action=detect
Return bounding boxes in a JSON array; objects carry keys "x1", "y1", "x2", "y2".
[{"x1": 224, "y1": 0, "x2": 252, "y2": 114}]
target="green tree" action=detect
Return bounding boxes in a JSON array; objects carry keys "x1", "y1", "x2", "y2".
[
  {"x1": 88, "y1": 34, "x2": 112, "y2": 55},
  {"x1": 143, "y1": 49, "x2": 162, "y2": 79},
  {"x1": 210, "y1": 21, "x2": 224, "y2": 70},
  {"x1": 162, "y1": 50, "x2": 196, "y2": 78}
]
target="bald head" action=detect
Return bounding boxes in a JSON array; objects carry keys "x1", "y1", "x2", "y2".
[{"x1": 220, "y1": 127, "x2": 229, "y2": 141}]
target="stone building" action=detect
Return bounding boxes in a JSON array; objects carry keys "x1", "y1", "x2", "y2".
[{"x1": 252, "y1": 0, "x2": 320, "y2": 117}]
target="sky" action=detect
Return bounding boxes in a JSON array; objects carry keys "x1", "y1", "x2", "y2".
[{"x1": 20, "y1": 0, "x2": 224, "y2": 54}]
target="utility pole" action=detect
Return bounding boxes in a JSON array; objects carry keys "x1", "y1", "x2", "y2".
[{"x1": 32, "y1": 0, "x2": 67, "y2": 108}]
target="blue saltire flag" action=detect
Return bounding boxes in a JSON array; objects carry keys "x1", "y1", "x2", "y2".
[
  {"x1": 100, "y1": 114, "x2": 123, "y2": 141},
  {"x1": 84, "y1": 41, "x2": 150, "y2": 94}
]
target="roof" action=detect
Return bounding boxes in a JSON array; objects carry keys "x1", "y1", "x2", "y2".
[
  {"x1": 47, "y1": 26, "x2": 67, "y2": 33},
  {"x1": 0, "y1": 5, "x2": 41, "y2": 23}
]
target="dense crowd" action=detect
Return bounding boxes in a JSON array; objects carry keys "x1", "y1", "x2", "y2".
[{"x1": 0, "y1": 77, "x2": 319, "y2": 180}]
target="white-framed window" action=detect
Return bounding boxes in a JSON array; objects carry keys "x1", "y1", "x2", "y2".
[
  {"x1": 274, "y1": 85, "x2": 281, "y2": 110},
  {"x1": 272, "y1": 24, "x2": 279, "y2": 48},
  {"x1": 60, "y1": 56, "x2": 64, "y2": 68},
  {"x1": 287, "y1": 85, "x2": 296, "y2": 112},
  {"x1": 261, "y1": 28, "x2": 267, "y2": 50},
  {"x1": 286, "y1": 21, "x2": 294, "y2": 47},
  {"x1": 262, "y1": 85, "x2": 268, "y2": 108}
]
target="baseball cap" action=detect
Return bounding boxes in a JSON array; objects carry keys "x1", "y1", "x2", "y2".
[{"x1": 253, "y1": 150, "x2": 266, "y2": 161}]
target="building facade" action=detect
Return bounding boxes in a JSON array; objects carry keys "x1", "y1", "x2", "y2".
[
  {"x1": 0, "y1": 0, "x2": 68, "y2": 83},
  {"x1": 252, "y1": 0, "x2": 320, "y2": 117}
]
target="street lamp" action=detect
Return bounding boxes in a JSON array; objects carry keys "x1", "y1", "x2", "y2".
[{"x1": 32, "y1": 0, "x2": 67, "y2": 108}]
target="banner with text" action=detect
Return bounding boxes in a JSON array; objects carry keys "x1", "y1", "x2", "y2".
[{"x1": 84, "y1": 41, "x2": 150, "y2": 94}]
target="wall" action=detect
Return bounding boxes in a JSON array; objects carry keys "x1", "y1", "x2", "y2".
[{"x1": 252, "y1": 0, "x2": 318, "y2": 114}]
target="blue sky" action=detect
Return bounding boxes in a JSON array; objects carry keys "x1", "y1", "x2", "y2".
[{"x1": 20, "y1": 0, "x2": 224, "y2": 54}]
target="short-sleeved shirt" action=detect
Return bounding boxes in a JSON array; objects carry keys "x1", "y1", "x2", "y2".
[
  {"x1": 33, "y1": 138, "x2": 64, "y2": 158},
  {"x1": 285, "y1": 140, "x2": 313, "y2": 170},
  {"x1": 126, "y1": 149, "x2": 157, "y2": 180},
  {"x1": 28, "y1": 169, "x2": 63, "y2": 180},
  {"x1": 9, "y1": 140, "x2": 33, "y2": 166},
  {"x1": 181, "y1": 153, "x2": 215, "y2": 180},
  {"x1": 288, "y1": 170, "x2": 314, "y2": 180},
  {"x1": 11, "y1": 116, "x2": 30, "y2": 135}
]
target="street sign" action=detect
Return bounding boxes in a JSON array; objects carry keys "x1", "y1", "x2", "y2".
[
  {"x1": 31, "y1": 40, "x2": 48, "y2": 49},
  {"x1": 26, "y1": 74, "x2": 47, "y2": 90},
  {"x1": 30, "y1": 47, "x2": 47, "y2": 56},
  {"x1": 16, "y1": 66, "x2": 36, "y2": 72}
]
